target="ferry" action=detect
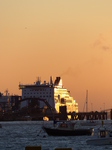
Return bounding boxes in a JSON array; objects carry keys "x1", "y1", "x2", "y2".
[{"x1": 19, "y1": 76, "x2": 78, "y2": 114}]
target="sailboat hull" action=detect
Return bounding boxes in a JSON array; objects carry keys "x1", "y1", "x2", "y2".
[{"x1": 43, "y1": 126, "x2": 92, "y2": 136}]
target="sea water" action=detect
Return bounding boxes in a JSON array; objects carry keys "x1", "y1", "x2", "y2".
[{"x1": 0, "y1": 121, "x2": 112, "y2": 150}]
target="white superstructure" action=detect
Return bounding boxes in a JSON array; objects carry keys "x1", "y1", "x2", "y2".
[{"x1": 19, "y1": 76, "x2": 78, "y2": 113}]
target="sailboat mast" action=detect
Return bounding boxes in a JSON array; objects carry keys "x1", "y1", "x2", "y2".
[{"x1": 86, "y1": 90, "x2": 88, "y2": 112}]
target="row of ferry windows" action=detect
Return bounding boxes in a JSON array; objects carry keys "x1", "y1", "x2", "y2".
[
  {"x1": 24, "y1": 89, "x2": 51, "y2": 92},
  {"x1": 23, "y1": 95, "x2": 51, "y2": 98},
  {"x1": 23, "y1": 92, "x2": 51, "y2": 95}
]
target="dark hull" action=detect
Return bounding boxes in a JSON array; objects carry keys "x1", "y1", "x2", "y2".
[{"x1": 43, "y1": 127, "x2": 92, "y2": 136}]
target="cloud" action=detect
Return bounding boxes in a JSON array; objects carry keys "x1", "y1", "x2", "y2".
[
  {"x1": 92, "y1": 33, "x2": 111, "y2": 51},
  {"x1": 93, "y1": 39, "x2": 102, "y2": 47},
  {"x1": 101, "y1": 46, "x2": 110, "y2": 51}
]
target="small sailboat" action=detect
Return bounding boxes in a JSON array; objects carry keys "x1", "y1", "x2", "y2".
[{"x1": 42, "y1": 120, "x2": 93, "y2": 136}]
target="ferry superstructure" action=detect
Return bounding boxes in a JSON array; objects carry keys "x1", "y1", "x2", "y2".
[{"x1": 19, "y1": 76, "x2": 78, "y2": 113}]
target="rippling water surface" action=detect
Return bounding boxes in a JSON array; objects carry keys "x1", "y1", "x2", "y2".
[{"x1": 0, "y1": 121, "x2": 112, "y2": 150}]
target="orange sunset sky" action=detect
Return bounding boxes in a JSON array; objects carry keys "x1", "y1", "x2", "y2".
[{"x1": 0, "y1": 0, "x2": 112, "y2": 112}]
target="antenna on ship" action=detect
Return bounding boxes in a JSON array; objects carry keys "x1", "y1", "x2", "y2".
[{"x1": 50, "y1": 76, "x2": 53, "y2": 85}]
